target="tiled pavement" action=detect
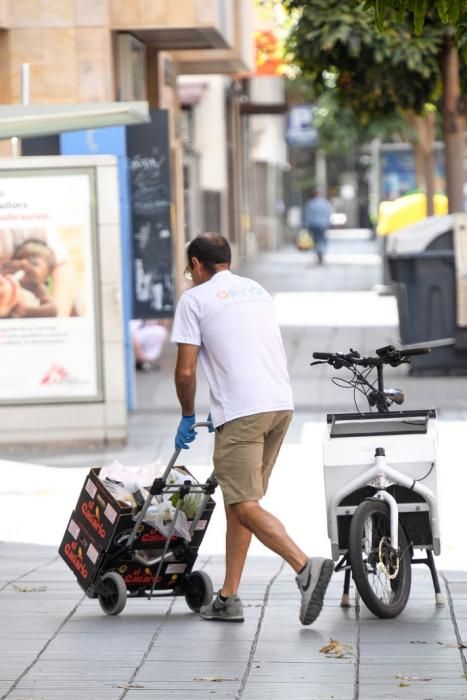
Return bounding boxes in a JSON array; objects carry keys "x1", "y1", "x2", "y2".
[{"x1": 1, "y1": 544, "x2": 467, "y2": 700}]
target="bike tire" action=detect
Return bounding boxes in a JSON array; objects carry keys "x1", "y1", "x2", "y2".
[{"x1": 349, "y1": 499, "x2": 411, "y2": 619}]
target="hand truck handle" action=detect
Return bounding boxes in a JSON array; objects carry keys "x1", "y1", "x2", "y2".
[
  {"x1": 162, "y1": 420, "x2": 213, "y2": 480},
  {"x1": 127, "y1": 421, "x2": 214, "y2": 548}
]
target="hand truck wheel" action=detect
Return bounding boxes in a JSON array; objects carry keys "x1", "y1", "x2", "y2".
[
  {"x1": 98, "y1": 571, "x2": 127, "y2": 616},
  {"x1": 183, "y1": 570, "x2": 213, "y2": 612}
]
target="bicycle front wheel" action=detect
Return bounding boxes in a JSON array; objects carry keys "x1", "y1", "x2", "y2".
[{"x1": 349, "y1": 499, "x2": 411, "y2": 618}]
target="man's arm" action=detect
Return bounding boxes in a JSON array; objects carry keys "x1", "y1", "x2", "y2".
[{"x1": 175, "y1": 343, "x2": 200, "y2": 415}]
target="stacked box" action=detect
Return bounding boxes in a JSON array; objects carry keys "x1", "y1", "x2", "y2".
[
  {"x1": 72, "y1": 468, "x2": 184, "y2": 551},
  {"x1": 59, "y1": 513, "x2": 105, "y2": 589},
  {"x1": 59, "y1": 467, "x2": 216, "y2": 593}
]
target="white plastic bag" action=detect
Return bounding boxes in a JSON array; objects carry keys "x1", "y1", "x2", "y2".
[
  {"x1": 143, "y1": 501, "x2": 191, "y2": 541},
  {"x1": 98, "y1": 461, "x2": 202, "y2": 537},
  {"x1": 99, "y1": 459, "x2": 164, "y2": 492},
  {"x1": 101, "y1": 479, "x2": 139, "y2": 508}
]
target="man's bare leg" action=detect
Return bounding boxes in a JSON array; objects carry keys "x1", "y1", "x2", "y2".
[
  {"x1": 220, "y1": 504, "x2": 252, "y2": 597},
  {"x1": 231, "y1": 500, "x2": 308, "y2": 573}
]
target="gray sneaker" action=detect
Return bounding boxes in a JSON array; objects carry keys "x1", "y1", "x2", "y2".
[
  {"x1": 296, "y1": 557, "x2": 334, "y2": 625},
  {"x1": 199, "y1": 591, "x2": 244, "y2": 622}
]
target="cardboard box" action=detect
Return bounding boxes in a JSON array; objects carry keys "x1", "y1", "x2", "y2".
[
  {"x1": 111, "y1": 558, "x2": 190, "y2": 592},
  {"x1": 60, "y1": 467, "x2": 217, "y2": 593},
  {"x1": 73, "y1": 468, "x2": 185, "y2": 552},
  {"x1": 59, "y1": 512, "x2": 105, "y2": 589}
]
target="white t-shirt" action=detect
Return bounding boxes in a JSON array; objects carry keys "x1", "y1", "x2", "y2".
[{"x1": 171, "y1": 269, "x2": 293, "y2": 427}]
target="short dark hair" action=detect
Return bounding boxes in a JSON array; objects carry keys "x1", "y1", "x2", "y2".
[
  {"x1": 12, "y1": 238, "x2": 56, "y2": 273},
  {"x1": 187, "y1": 233, "x2": 231, "y2": 271}
]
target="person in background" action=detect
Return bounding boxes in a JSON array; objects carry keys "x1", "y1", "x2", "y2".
[
  {"x1": 131, "y1": 319, "x2": 169, "y2": 371},
  {"x1": 171, "y1": 233, "x2": 333, "y2": 625},
  {"x1": 303, "y1": 188, "x2": 333, "y2": 265}
]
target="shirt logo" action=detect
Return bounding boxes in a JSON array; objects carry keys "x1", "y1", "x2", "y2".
[{"x1": 216, "y1": 286, "x2": 266, "y2": 300}]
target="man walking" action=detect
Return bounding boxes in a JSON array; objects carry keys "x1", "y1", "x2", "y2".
[
  {"x1": 171, "y1": 233, "x2": 333, "y2": 624},
  {"x1": 304, "y1": 188, "x2": 333, "y2": 264}
]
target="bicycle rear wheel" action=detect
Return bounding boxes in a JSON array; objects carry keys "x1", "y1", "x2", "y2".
[{"x1": 349, "y1": 499, "x2": 411, "y2": 618}]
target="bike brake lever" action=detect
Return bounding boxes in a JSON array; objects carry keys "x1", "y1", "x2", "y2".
[
  {"x1": 310, "y1": 360, "x2": 327, "y2": 367},
  {"x1": 333, "y1": 359, "x2": 346, "y2": 369}
]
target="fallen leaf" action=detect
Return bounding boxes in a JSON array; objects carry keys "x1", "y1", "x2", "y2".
[
  {"x1": 115, "y1": 683, "x2": 144, "y2": 689},
  {"x1": 399, "y1": 681, "x2": 410, "y2": 687},
  {"x1": 319, "y1": 638, "x2": 353, "y2": 658},
  {"x1": 12, "y1": 584, "x2": 47, "y2": 593},
  {"x1": 410, "y1": 640, "x2": 427, "y2": 644},
  {"x1": 320, "y1": 639, "x2": 344, "y2": 654},
  {"x1": 194, "y1": 676, "x2": 238, "y2": 683},
  {"x1": 437, "y1": 641, "x2": 466, "y2": 649}
]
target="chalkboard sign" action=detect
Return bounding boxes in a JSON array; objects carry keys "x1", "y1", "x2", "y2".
[{"x1": 127, "y1": 110, "x2": 175, "y2": 318}]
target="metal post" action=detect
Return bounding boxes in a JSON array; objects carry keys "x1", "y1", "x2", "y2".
[
  {"x1": 11, "y1": 63, "x2": 30, "y2": 157},
  {"x1": 21, "y1": 63, "x2": 30, "y2": 106}
]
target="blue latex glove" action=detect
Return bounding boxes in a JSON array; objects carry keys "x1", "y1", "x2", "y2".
[
  {"x1": 206, "y1": 413, "x2": 214, "y2": 433},
  {"x1": 175, "y1": 414, "x2": 197, "y2": 450}
]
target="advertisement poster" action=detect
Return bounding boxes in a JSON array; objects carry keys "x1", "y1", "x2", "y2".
[
  {"x1": 0, "y1": 169, "x2": 101, "y2": 403},
  {"x1": 381, "y1": 147, "x2": 446, "y2": 200},
  {"x1": 127, "y1": 110, "x2": 175, "y2": 319}
]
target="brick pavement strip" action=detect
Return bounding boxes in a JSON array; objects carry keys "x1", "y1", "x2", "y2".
[{"x1": 1, "y1": 542, "x2": 467, "y2": 700}]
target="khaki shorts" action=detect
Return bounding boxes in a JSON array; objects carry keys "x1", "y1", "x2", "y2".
[{"x1": 213, "y1": 410, "x2": 293, "y2": 506}]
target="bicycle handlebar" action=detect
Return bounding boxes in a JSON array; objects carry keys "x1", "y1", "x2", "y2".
[
  {"x1": 312, "y1": 343, "x2": 431, "y2": 368},
  {"x1": 399, "y1": 347, "x2": 431, "y2": 357},
  {"x1": 375, "y1": 344, "x2": 430, "y2": 358},
  {"x1": 312, "y1": 351, "x2": 333, "y2": 360}
]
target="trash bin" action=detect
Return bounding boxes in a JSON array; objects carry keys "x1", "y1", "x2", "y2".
[{"x1": 387, "y1": 214, "x2": 467, "y2": 374}]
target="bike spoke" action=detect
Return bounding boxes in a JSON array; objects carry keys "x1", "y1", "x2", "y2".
[{"x1": 360, "y1": 513, "x2": 400, "y2": 604}]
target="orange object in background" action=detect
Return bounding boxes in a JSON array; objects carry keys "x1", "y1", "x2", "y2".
[{"x1": 255, "y1": 30, "x2": 287, "y2": 76}]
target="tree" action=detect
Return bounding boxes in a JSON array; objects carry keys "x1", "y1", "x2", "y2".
[
  {"x1": 360, "y1": 0, "x2": 466, "y2": 211},
  {"x1": 361, "y1": 0, "x2": 467, "y2": 58},
  {"x1": 286, "y1": 75, "x2": 414, "y2": 154},
  {"x1": 282, "y1": 0, "x2": 465, "y2": 212}
]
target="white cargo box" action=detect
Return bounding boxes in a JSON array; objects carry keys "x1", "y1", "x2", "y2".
[{"x1": 322, "y1": 410, "x2": 440, "y2": 558}]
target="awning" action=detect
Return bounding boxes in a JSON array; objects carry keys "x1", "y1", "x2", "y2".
[{"x1": 0, "y1": 101, "x2": 150, "y2": 139}]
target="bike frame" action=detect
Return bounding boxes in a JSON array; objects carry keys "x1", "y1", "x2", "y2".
[{"x1": 327, "y1": 449, "x2": 441, "y2": 561}]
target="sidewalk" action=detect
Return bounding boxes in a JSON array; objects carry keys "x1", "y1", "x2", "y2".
[
  {"x1": 2, "y1": 234, "x2": 467, "y2": 699},
  {"x1": 1, "y1": 545, "x2": 467, "y2": 699}
]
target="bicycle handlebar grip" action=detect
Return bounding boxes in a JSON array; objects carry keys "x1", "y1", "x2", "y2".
[
  {"x1": 402, "y1": 347, "x2": 431, "y2": 356},
  {"x1": 312, "y1": 352, "x2": 332, "y2": 360}
]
